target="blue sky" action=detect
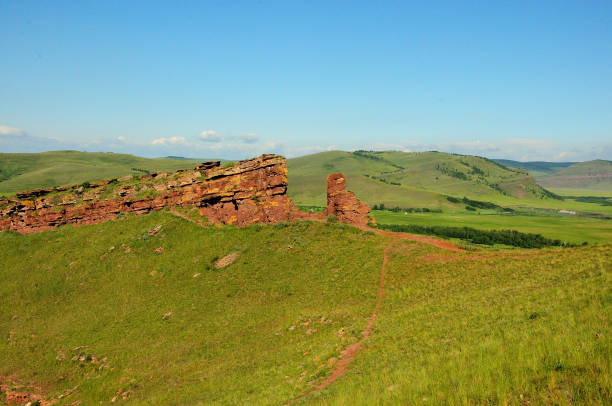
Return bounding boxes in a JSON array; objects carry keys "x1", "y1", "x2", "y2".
[{"x1": 1, "y1": 1, "x2": 611, "y2": 161}]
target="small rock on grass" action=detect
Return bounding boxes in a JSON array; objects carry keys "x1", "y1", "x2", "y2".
[
  {"x1": 213, "y1": 252, "x2": 238, "y2": 268},
  {"x1": 148, "y1": 225, "x2": 162, "y2": 236}
]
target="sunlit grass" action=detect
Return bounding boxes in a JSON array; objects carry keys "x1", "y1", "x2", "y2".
[{"x1": 1, "y1": 212, "x2": 610, "y2": 404}]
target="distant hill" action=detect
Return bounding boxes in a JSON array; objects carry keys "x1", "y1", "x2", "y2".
[
  {"x1": 495, "y1": 159, "x2": 612, "y2": 192},
  {"x1": 0, "y1": 150, "x2": 199, "y2": 196},
  {"x1": 288, "y1": 150, "x2": 558, "y2": 209}
]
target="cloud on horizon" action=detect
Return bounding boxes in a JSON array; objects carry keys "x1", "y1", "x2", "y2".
[
  {"x1": 0, "y1": 125, "x2": 26, "y2": 137},
  {"x1": 1, "y1": 126, "x2": 610, "y2": 162}
]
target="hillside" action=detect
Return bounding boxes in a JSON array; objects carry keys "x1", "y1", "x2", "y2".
[
  {"x1": 288, "y1": 151, "x2": 559, "y2": 210},
  {"x1": 0, "y1": 211, "x2": 610, "y2": 404},
  {"x1": 0, "y1": 151, "x2": 199, "y2": 196},
  {"x1": 496, "y1": 159, "x2": 612, "y2": 193}
]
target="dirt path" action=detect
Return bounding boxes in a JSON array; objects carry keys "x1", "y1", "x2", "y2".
[
  {"x1": 288, "y1": 240, "x2": 392, "y2": 404},
  {"x1": 167, "y1": 210, "x2": 463, "y2": 403},
  {"x1": 288, "y1": 227, "x2": 463, "y2": 403},
  {"x1": 371, "y1": 228, "x2": 465, "y2": 252}
]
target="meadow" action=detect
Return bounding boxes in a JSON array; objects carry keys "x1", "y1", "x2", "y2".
[
  {"x1": 373, "y1": 210, "x2": 612, "y2": 245},
  {"x1": 1, "y1": 212, "x2": 610, "y2": 404}
]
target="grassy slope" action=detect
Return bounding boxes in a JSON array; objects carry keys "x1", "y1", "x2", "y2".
[
  {"x1": 312, "y1": 241, "x2": 611, "y2": 405},
  {"x1": 287, "y1": 151, "x2": 529, "y2": 208},
  {"x1": 373, "y1": 210, "x2": 612, "y2": 244},
  {"x1": 538, "y1": 160, "x2": 612, "y2": 192},
  {"x1": 0, "y1": 151, "x2": 199, "y2": 195},
  {"x1": 497, "y1": 159, "x2": 612, "y2": 192},
  {"x1": 288, "y1": 151, "x2": 612, "y2": 215},
  {"x1": 1, "y1": 213, "x2": 611, "y2": 404},
  {"x1": 0, "y1": 212, "x2": 386, "y2": 405}
]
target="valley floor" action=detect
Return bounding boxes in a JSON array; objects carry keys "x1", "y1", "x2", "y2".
[{"x1": 0, "y1": 211, "x2": 610, "y2": 405}]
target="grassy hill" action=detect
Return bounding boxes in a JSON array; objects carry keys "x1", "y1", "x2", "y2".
[
  {"x1": 288, "y1": 151, "x2": 570, "y2": 209},
  {"x1": 2, "y1": 150, "x2": 609, "y2": 215},
  {"x1": 0, "y1": 151, "x2": 200, "y2": 196},
  {"x1": 0, "y1": 211, "x2": 610, "y2": 404},
  {"x1": 496, "y1": 159, "x2": 612, "y2": 194}
]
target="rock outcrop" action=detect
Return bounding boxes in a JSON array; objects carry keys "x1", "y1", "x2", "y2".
[
  {"x1": 0, "y1": 157, "x2": 372, "y2": 234},
  {"x1": 325, "y1": 173, "x2": 372, "y2": 226},
  {"x1": 0, "y1": 155, "x2": 306, "y2": 234}
]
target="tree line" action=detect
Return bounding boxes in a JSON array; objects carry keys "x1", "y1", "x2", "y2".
[{"x1": 377, "y1": 223, "x2": 581, "y2": 248}]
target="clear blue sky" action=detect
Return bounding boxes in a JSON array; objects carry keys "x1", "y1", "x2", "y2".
[{"x1": 1, "y1": 1, "x2": 611, "y2": 160}]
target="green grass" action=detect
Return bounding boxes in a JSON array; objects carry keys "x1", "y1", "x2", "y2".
[
  {"x1": 0, "y1": 150, "x2": 201, "y2": 195},
  {"x1": 373, "y1": 210, "x2": 612, "y2": 244},
  {"x1": 309, "y1": 241, "x2": 612, "y2": 405},
  {"x1": 0, "y1": 212, "x2": 386, "y2": 404},
  {"x1": 287, "y1": 151, "x2": 612, "y2": 216},
  {"x1": 1, "y1": 212, "x2": 610, "y2": 404}
]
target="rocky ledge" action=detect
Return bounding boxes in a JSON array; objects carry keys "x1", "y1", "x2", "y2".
[{"x1": 0, "y1": 155, "x2": 372, "y2": 234}]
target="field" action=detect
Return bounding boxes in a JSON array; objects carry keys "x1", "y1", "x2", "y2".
[
  {"x1": 373, "y1": 210, "x2": 612, "y2": 245},
  {"x1": 0, "y1": 151, "x2": 199, "y2": 196},
  {"x1": 1, "y1": 212, "x2": 611, "y2": 404}
]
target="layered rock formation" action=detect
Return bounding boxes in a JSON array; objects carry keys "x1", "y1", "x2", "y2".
[
  {"x1": 0, "y1": 157, "x2": 372, "y2": 234},
  {"x1": 325, "y1": 173, "x2": 372, "y2": 227},
  {"x1": 0, "y1": 155, "x2": 305, "y2": 234}
]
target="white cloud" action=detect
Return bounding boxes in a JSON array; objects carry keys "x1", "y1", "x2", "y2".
[
  {"x1": 198, "y1": 130, "x2": 221, "y2": 142},
  {"x1": 116, "y1": 136, "x2": 127, "y2": 143},
  {"x1": 152, "y1": 136, "x2": 188, "y2": 145},
  {"x1": 239, "y1": 133, "x2": 259, "y2": 144},
  {"x1": 0, "y1": 125, "x2": 26, "y2": 137}
]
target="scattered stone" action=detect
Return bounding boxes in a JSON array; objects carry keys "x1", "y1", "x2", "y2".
[
  {"x1": 214, "y1": 252, "x2": 239, "y2": 268},
  {"x1": 192, "y1": 273, "x2": 201, "y2": 278},
  {"x1": 162, "y1": 311, "x2": 173, "y2": 320},
  {"x1": 147, "y1": 225, "x2": 162, "y2": 236},
  {"x1": 154, "y1": 247, "x2": 164, "y2": 254},
  {"x1": 124, "y1": 248, "x2": 131, "y2": 253}
]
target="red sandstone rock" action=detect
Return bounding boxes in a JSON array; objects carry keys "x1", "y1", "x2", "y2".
[
  {"x1": 325, "y1": 173, "x2": 372, "y2": 226},
  {"x1": 0, "y1": 156, "x2": 372, "y2": 234}
]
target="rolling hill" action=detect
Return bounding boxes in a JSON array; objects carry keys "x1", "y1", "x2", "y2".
[
  {"x1": 287, "y1": 150, "x2": 559, "y2": 210},
  {"x1": 0, "y1": 151, "x2": 199, "y2": 196},
  {"x1": 1, "y1": 150, "x2": 609, "y2": 214},
  {"x1": 0, "y1": 211, "x2": 610, "y2": 404},
  {"x1": 495, "y1": 159, "x2": 612, "y2": 193}
]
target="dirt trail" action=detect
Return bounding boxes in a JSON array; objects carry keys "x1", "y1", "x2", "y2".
[
  {"x1": 370, "y1": 228, "x2": 465, "y2": 252},
  {"x1": 168, "y1": 209, "x2": 464, "y2": 403},
  {"x1": 288, "y1": 241, "x2": 392, "y2": 404},
  {"x1": 288, "y1": 227, "x2": 463, "y2": 403}
]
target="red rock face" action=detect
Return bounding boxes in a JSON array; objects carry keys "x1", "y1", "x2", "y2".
[
  {"x1": 0, "y1": 158, "x2": 371, "y2": 234},
  {"x1": 325, "y1": 173, "x2": 372, "y2": 226},
  {"x1": 0, "y1": 154, "x2": 308, "y2": 234}
]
